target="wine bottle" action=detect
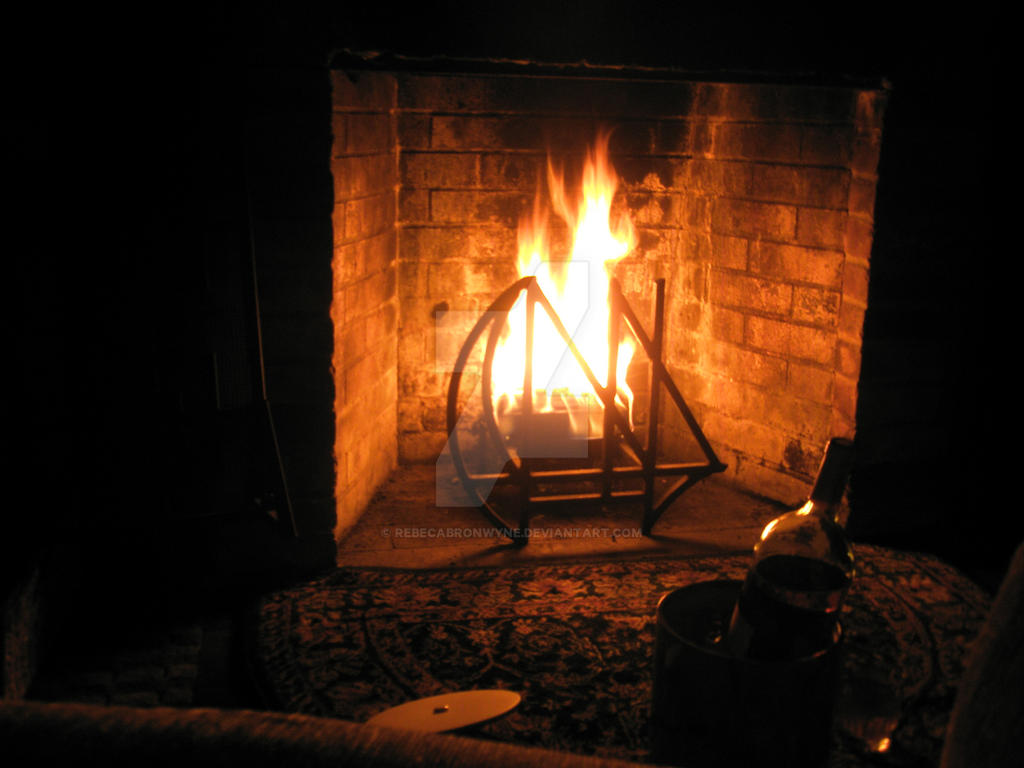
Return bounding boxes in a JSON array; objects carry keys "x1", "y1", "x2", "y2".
[{"x1": 726, "y1": 437, "x2": 856, "y2": 660}]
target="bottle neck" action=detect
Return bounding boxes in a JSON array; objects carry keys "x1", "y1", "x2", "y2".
[{"x1": 808, "y1": 438, "x2": 854, "y2": 514}]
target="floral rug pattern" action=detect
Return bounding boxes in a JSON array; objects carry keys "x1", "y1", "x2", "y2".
[{"x1": 246, "y1": 545, "x2": 990, "y2": 765}]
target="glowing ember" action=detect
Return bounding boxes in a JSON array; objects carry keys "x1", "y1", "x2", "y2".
[{"x1": 491, "y1": 132, "x2": 637, "y2": 444}]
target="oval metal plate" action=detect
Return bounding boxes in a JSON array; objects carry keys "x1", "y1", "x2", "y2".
[{"x1": 365, "y1": 689, "x2": 522, "y2": 732}]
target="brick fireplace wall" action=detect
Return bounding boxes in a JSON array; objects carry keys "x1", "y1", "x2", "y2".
[
  {"x1": 330, "y1": 72, "x2": 400, "y2": 538},
  {"x1": 342, "y1": 71, "x2": 886, "y2": 508}
]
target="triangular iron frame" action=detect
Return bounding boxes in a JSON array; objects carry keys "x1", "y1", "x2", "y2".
[{"x1": 446, "y1": 276, "x2": 726, "y2": 544}]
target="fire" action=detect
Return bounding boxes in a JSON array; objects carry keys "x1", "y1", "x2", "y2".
[{"x1": 491, "y1": 132, "x2": 637, "y2": 446}]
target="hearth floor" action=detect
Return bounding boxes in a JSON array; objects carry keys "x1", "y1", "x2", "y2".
[{"x1": 336, "y1": 463, "x2": 788, "y2": 568}]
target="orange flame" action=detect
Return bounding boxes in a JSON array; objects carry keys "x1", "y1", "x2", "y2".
[{"x1": 492, "y1": 132, "x2": 637, "y2": 442}]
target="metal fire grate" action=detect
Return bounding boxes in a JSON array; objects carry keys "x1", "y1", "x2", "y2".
[{"x1": 446, "y1": 276, "x2": 726, "y2": 544}]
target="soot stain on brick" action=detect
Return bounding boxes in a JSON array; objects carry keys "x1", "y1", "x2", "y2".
[{"x1": 783, "y1": 439, "x2": 813, "y2": 476}]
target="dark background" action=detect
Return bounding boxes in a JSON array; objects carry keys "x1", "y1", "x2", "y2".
[{"x1": 6, "y1": 4, "x2": 1006, "y2": 601}]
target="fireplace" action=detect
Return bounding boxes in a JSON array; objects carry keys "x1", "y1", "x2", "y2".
[
  {"x1": 12, "y1": 10, "x2": 1001, "y2": 604},
  {"x1": 329, "y1": 61, "x2": 886, "y2": 540}
]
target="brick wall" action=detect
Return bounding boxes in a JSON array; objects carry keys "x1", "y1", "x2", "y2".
[
  {"x1": 330, "y1": 72, "x2": 400, "y2": 539},
  {"x1": 383, "y1": 73, "x2": 886, "y2": 506},
  {"x1": 663, "y1": 82, "x2": 887, "y2": 503}
]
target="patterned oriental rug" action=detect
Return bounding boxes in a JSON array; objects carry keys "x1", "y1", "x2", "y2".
[{"x1": 245, "y1": 545, "x2": 991, "y2": 766}]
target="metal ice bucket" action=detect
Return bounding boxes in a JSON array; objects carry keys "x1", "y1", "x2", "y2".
[{"x1": 651, "y1": 579, "x2": 842, "y2": 768}]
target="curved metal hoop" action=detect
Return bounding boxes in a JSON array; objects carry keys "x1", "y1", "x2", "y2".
[
  {"x1": 445, "y1": 277, "x2": 534, "y2": 541},
  {"x1": 445, "y1": 275, "x2": 636, "y2": 540}
]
